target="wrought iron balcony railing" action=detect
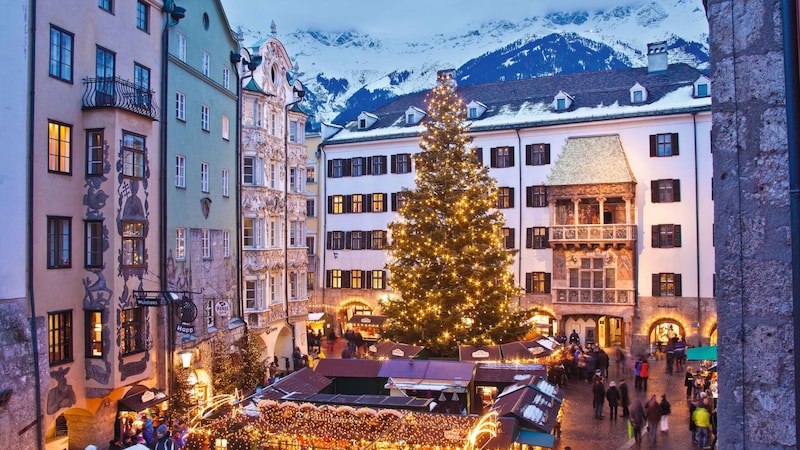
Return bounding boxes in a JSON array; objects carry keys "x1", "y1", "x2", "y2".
[
  {"x1": 549, "y1": 224, "x2": 636, "y2": 246},
  {"x1": 553, "y1": 288, "x2": 634, "y2": 304},
  {"x1": 81, "y1": 77, "x2": 159, "y2": 120}
]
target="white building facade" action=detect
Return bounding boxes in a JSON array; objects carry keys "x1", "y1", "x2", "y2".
[{"x1": 319, "y1": 45, "x2": 716, "y2": 355}]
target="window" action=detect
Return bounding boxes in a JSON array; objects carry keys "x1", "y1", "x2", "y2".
[
  {"x1": 47, "y1": 217, "x2": 71, "y2": 268},
  {"x1": 133, "y1": 64, "x2": 151, "y2": 109},
  {"x1": 468, "y1": 107, "x2": 477, "y2": 119},
  {"x1": 175, "y1": 155, "x2": 186, "y2": 187},
  {"x1": 633, "y1": 90, "x2": 643, "y2": 102},
  {"x1": 244, "y1": 280, "x2": 256, "y2": 309},
  {"x1": 371, "y1": 193, "x2": 386, "y2": 212},
  {"x1": 525, "y1": 272, "x2": 551, "y2": 294},
  {"x1": 289, "y1": 121, "x2": 299, "y2": 143},
  {"x1": 351, "y1": 270, "x2": 363, "y2": 289},
  {"x1": 306, "y1": 198, "x2": 316, "y2": 217},
  {"x1": 136, "y1": 1, "x2": 149, "y2": 31},
  {"x1": 501, "y1": 227, "x2": 515, "y2": 249},
  {"x1": 290, "y1": 273, "x2": 298, "y2": 299},
  {"x1": 222, "y1": 169, "x2": 230, "y2": 197},
  {"x1": 243, "y1": 157, "x2": 255, "y2": 184},
  {"x1": 370, "y1": 270, "x2": 386, "y2": 289},
  {"x1": 490, "y1": 146, "x2": 514, "y2": 168},
  {"x1": 120, "y1": 308, "x2": 145, "y2": 355},
  {"x1": 525, "y1": 143, "x2": 550, "y2": 166},
  {"x1": 497, "y1": 187, "x2": 514, "y2": 209},
  {"x1": 175, "y1": 227, "x2": 186, "y2": 260},
  {"x1": 290, "y1": 221, "x2": 302, "y2": 247},
  {"x1": 205, "y1": 299, "x2": 215, "y2": 329},
  {"x1": 351, "y1": 158, "x2": 364, "y2": 176},
  {"x1": 330, "y1": 195, "x2": 344, "y2": 214},
  {"x1": 202, "y1": 51, "x2": 210, "y2": 77},
  {"x1": 86, "y1": 310, "x2": 103, "y2": 358},
  {"x1": 568, "y1": 257, "x2": 610, "y2": 291},
  {"x1": 556, "y1": 98, "x2": 566, "y2": 110},
  {"x1": 201, "y1": 163, "x2": 209, "y2": 192},
  {"x1": 289, "y1": 168, "x2": 297, "y2": 192},
  {"x1": 243, "y1": 218, "x2": 255, "y2": 247},
  {"x1": 328, "y1": 231, "x2": 345, "y2": 250},
  {"x1": 48, "y1": 121, "x2": 72, "y2": 174},
  {"x1": 269, "y1": 219, "x2": 277, "y2": 247},
  {"x1": 371, "y1": 230, "x2": 387, "y2": 250},
  {"x1": 176, "y1": 33, "x2": 187, "y2": 62},
  {"x1": 351, "y1": 194, "x2": 364, "y2": 213},
  {"x1": 95, "y1": 47, "x2": 115, "y2": 106},
  {"x1": 98, "y1": 0, "x2": 112, "y2": 13},
  {"x1": 121, "y1": 221, "x2": 145, "y2": 267},
  {"x1": 391, "y1": 192, "x2": 406, "y2": 212},
  {"x1": 122, "y1": 132, "x2": 145, "y2": 178},
  {"x1": 84, "y1": 220, "x2": 103, "y2": 268},
  {"x1": 526, "y1": 186, "x2": 548, "y2": 207},
  {"x1": 307, "y1": 272, "x2": 315, "y2": 291},
  {"x1": 470, "y1": 147, "x2": 483, "y2": 165},
  {"x1": 48, "y1": 311, "x2": 72, "y2": 365},
  {"x1": 201, "y1": 104, "x2": 210, "y2": 131},
  {"x1": 202, "y1": 229, "x2": 210, "y2": 258},
  {"x1": 370, "y1": 156, "x2": 387, "y2": 175},
  {"x1": 350, "y1": 231, "x2": 365, "y2": 250},
  {"x1": 391, "y1": 154, "x2": 412, "y2": 174},
  {"x1": 651, "y1": 179, "x2": 681, "y2": 203},
  {"x1": 176, "y1": 91, "x2": 186, "y2": 121},
  {"x1": 269, "y1": 163, "x2": 276, "y2": 189},
  {"x1": 650, "y1": 133, "x2": 679, "y2": 157},
  {"x1": 330, "y1": 159, "x2": 345, "y2": 178},
  {"x1": 653, "y1": 273, "x2": 682, "y2": 296},
  {"x1": 306, "y1": 166, "x2": 316, "y2": 183},
  {"x1": 652, "y1": 224, "x2": 682, "y2": 248},
  {"x1": 223, "y1": 230, "x2": 230, "y2": 257},
  {"x1": 270, "y1": 275, "x2": 278, "y2": 304},
  {"x1": 697, "y1": 83, "x2": 709, "y2": 97},
  {"x1": 86, "y1": 130, "x2": 104, "y2": 176},
  {"x1": 329, "y1": 270, "x2": 343, "y2": 289},
  {"x1": 49, "y1": 26, "x2": 73, "y2": 82},
  {"x1": 222, "y1": 66, "x2": 230, "y2": 89},
  {"x1": 526, "y1": 227, "x2": 549, "y2": 249},
  {"x1": 306, "y1": 236, "x2": 315, "y2": 255},
  {"x1": 222, "y1": 115, "x2": 230, "y2": 140}
]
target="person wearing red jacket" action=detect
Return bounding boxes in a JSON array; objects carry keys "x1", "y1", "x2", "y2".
[{"x1": 639, "y1": 358, "x2": 650, "y2": 390}]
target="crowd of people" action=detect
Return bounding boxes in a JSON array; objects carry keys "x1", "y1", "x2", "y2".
[{"x1": 85, "y1": 415, "x2": 189, "y2": 450}]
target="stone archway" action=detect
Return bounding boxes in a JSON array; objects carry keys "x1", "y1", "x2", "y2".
[{"x1": 647, "y1": 317, "x2": 688, "y2": 348}]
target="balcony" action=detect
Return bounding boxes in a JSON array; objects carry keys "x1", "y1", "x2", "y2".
[
  {"x1": 81, "y1": 77, "x2": 159, "y2": 120},
  {"x1": 554, "y1": 288, "x2": 634, "y2": 304},
  {"x1": 549, "y1": 224, "x2": 636, "y2": 248}
]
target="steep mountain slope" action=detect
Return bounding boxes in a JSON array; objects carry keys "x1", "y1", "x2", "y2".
[{"x1": 240, "y1": 0, "x2": 709, "y2": 131}]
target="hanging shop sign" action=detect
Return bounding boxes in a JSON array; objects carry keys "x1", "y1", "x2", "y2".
[
  {"x1": 215, "y1": 300, "x2": 230, "y2": 317},
  {"x1": 176, "y1": 299, "x2": 197, "y2": 334}
]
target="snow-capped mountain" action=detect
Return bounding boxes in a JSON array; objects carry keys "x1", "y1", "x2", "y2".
[{"x1": 240, "y1": 0, "x2": 708, "y2": 132}]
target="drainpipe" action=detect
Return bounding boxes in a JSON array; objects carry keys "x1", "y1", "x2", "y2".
[
  {"x1": 159, "y1": 4, "x2": 171, "y2": 394},
  {"x1": 26, "y1": 0, "x2": 45, "y2": 447},
  {"x1": 780, "y1": 0, "x2": 800, "y2": 442},
  {"x1": 692, "y1": 112, "x2": 702, "y2": 347},
  {"x1": 515, "y1": 128, "x2": 524, "y2": 303},
  {"x1": 319, "y1": 143, "x2": 329, "y2": 330}
]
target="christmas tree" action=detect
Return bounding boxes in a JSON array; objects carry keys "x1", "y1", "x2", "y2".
[{"x1": 381, "y1": 70, "x2": 528, "y2": 358}]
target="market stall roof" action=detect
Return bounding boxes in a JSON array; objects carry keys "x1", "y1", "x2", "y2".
[
  {"x1": 314, "y1": 358, "x2": 382, "y2": 378},
  {"x1": 280, "y1": 392, "x2": 433, "y2": 410},
  {"x1": 459, "y1": 345, "x2": 502, "y2": 362},
  {"x1": 474, "y1": 363, "x2": 547, "y2": 384},
  {"x1": 377, "y1": 359, "x2": 474, "y2": 385},
  {"x1": 118, "y1": 385, "x2": 169, "y2": 412},
  {"x1": 367, "y1": 341, "x2": 424, "y2": 359},
  {"x1": 687, "y1": 345, "x2": 717, "y2": 361},
  {"x1": 348, "y1": 314, "x2": 386, "y2": 326},
  {"x1": 491, "y1": 376, "x2": 563, "y2": 433},
  {"x1": 259, "y1": 367, "x2": 331, "y2": 400}
]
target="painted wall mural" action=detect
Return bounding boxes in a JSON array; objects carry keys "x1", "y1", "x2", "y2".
[{"x1": 46, "y1": 367, "x2": 76, "y2": 415}]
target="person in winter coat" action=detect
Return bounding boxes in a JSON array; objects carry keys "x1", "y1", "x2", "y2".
[
  {"x1": 639, "y1": 359, "x2": 650, "y2": 391},
  {"x1": 153, "y1": 424, "x2": 173, "y2": 450},
  {"x1": 685, "y1": 366, "x2": 695, "y2": 398},
  {"x1": 634, "y1": 358, "x2": 642, "y2": 390},
  {"x1": 597, "y1": 348, "x2": 610, "y2": 378},
  {"x1": 659, "y1": 394, "x2": 671, "y2": 432},
  {"x1": 644, "y1": 394, "x2": 661, "y2": 446},
  {"x1": 142, "y1": 416, "x2": 154, "y2": 448},
  {"x1": 619, "y1": 379, "x2": 631, "y2": 418},
  {"x1": 606, "y1": 381, "x2": 620, "y2": 420},
  {"x1": 592, "y1": 379, "x2": 606, "y2": 419},
  {"x1": 629, "y1": 400, "x2": 645, "y2": 447}
]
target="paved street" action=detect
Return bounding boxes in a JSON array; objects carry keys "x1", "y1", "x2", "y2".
[{"x1": 554, "y1": 356, "x2": 701, "y2": 450}]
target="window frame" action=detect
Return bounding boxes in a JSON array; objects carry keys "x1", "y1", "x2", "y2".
[
  {"x1": 121, "y1": 221, "x2": 145, "y2": 268},
  {"x1": 202, "y1": 51, "x2": 210, "y2": 77},
  {"x1": 48, "y1": 310, "x2": 73, "y2": 365},
  {"x1": 122, "y1": 131, "x2": 146, "y2": 179},
  {"x1": 176, "y1": 91, "x2": 186, "y2": 121},
  {"x1": 201, "y1": 104, "x2": 210, "y2": 131},
  {"x1": 202, "y1": 229, "x2": 211, "y2": 259},
  {"x1": 526, "y1": 226, "x2": 549, "y2": 249},
  {"x1": 490, "y1": 146, "x2": 515, "y2": 168},
  {"x1": 223, "y1": 230, "x2": 230, "y2": 258},
  {"x1": 650, "y1": 133, "x2": 680, "y2": 157},
  {"x1": 175, "y1": 155, "x2": 186, "y2": 188},
  {"x1": 86, "y1": 129, "x2": 104, "y2": 176},
  {"x1": 525, "y1": 272, "x2": 552, "y2": 294},
  {"x1": 653, "y1": 272, "x2": 682, "y2": 297},
  {"x1": 47, "y1": 216, "x2": 71, "y2": 269},
  {"x1": 497, "y1": 187, "x2": 514, "y2": 209},
  {"x1": 85, "y1": 310, "x2": 104, "y2": 358},
  {"x1": 120, "y1": 307, "x2": 145, "y2": 355},
  {"x1": 651, "y1": 179, "x2": 681, "y2": 203},
  {"x1": 371, "y1": 193, "x2": 387, "y2": 212},
  {"x1": 175, "y1": 227, "x2": 186, "y2": 260},
  {"x1": 201, "y1": 162, "x2": 209, "y2": 193},
  {"x1": 371, "y1": 230, "x2": 387, "y2": 250},
  {"x1": 175, "y1": 32, "x2": 187, "y2": 62},
  {"x1": 222, "y1": 169, "x2": 230, "y2": 197},
  {"x1": 525, "y1": 143, "x2": 551, "y2": 166},
  {"x1": 501, "y1": 227, "x2": 515, "y2": 249},
  {"x1": 98, "y1": 0, "x2": 113, "y2": 13},
  {"x1": 49, "y1": 26, "x2": 74, "y2": 83},
  {"x1": 222, "y1": 66, "x2": 230, "y2": 89},
  {"x1": 136, "y1": 0, "x2": 149, "y2": 32},
  {"x1": 652, "y1": 224, "x2": 682, "y2": 248},
  {"x1": 48, "y1": 121, "x2": 72, "y2": 174},
  {"x1": 84, "y1": 220, "x2": 103, "y2": 268},
  {"x1": 526, "y1": 186, "x2": 548, "y2": 208},
  {"x1": 222, "y1": 115, "x2": 230, "y2": 140}
]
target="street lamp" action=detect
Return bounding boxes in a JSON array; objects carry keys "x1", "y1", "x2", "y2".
[{"x1": 284, "y1": 80, "x2": 305, "y2": 362}]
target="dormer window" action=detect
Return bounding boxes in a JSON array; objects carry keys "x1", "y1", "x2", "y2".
[
  {"x1": 406, "y1": 113, "x2": 414, "y2": 124},
  {"x1": 357, "y1": 111, "x2": 379, "y2": 130},
  {"x1": 466, "y1": 100, "x2": 487, "y2": 119},
  {"x1": 693, "y1": 76, "x2": 711, "y2": 98},
  {"x1": 553, "y1": 90, "x2": 573, "y2": 111},
  {"x1": 403, "y1": 106, "x2": 426, "y2": 125},
  {"x1": 629, "y1": 82, "x2": 648, "y2": 103}
]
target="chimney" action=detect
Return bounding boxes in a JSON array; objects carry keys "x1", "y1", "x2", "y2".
[
  {"x1": 647, "y1": 42, "x2": 668, "y2": 74},
  {"x1": 437, "y1": 69, "x2": 457, "y2": 90}
]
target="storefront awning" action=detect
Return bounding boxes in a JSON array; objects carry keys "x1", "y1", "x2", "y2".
[
  {"x1": 687, "y1": 345, "x2": 717, "y2": 361},
  {"x1": 348, "y1": 314, "x2": 385, "y2": 326},
  {"x1": 307, "y1": 312, "x2": 325, "y2": 321},
  {"x1": 516, "y1": 430, "x2": 555, "y2": 448},
  {"x1": 118, "y1": 385, "x2": 169, "y2": 412}
]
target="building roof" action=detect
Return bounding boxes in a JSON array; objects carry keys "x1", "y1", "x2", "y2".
[
  {"x1": 258, "y1": 367, "x2": 332, "y2": 400},
  {"x1": 491, "y1": 376, "x2": 563, "y2": 433},
  {"x1": 324, "y1": 63, "x2": 710, "y2": 145},
  {"x1": 546, "y1": 134, "x2": 636, "y2": 186},
  {"x1": 314, "y1": 358, "x2": 383, "y2": 378},
  {"x1": 474, "y1": 363, "x2": 547, "y2": 385},
  {"x1": 459, "y1": 345, "x2": 503, "y2": 362}
]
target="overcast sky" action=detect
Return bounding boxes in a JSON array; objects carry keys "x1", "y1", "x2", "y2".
[{"x1": 220, "y1": 0, "x2": 641, "y2": 38}]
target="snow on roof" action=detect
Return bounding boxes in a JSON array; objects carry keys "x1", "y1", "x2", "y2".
[{"x1": 546, "y1": 134, "x2": 636, "y2": 186}]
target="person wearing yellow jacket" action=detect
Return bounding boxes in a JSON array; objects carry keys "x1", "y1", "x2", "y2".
[{"x1": 692, "y1": 404, "x2": 711, "y2": 449}]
